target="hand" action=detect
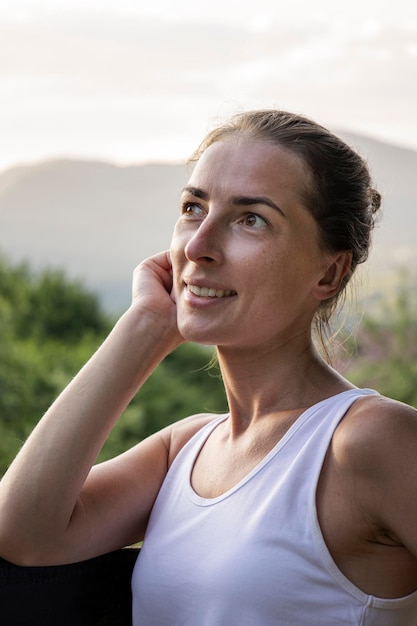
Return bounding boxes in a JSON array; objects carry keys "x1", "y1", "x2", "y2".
[{"x1": 130, "y1": 250, "x2": 184, "y2": 349}]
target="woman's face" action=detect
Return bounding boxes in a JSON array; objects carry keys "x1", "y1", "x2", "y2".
[{"x1": 170, "y1": 136, "x2": 336, "y2": 351}]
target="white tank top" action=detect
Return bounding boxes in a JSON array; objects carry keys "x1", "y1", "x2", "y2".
[{"x1": 131, "y1": 388, "x2": 417, "y2": 625}]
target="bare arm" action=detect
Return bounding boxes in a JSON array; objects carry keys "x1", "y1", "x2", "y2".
[
  {"x1": 366, "y1": 398, "x2": 417, "y2": 557},
  {"x1": 0, "y1": 251, "x2": 184, "y2": 565},
  {"x1": 335, "y1": 395, "x2": 417, "y2": 560}
]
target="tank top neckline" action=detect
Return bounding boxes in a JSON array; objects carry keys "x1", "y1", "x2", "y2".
[{"x1": 186, "y1": 387, "x2": 376, "y2": 506}]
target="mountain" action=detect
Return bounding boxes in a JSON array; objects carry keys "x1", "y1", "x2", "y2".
[
  {"x1": 340, "y1": 131, "x2": 417, "y2": 250},
  {"x1": 337, "y1": 132, "x2": 417, "y2": 305},
  {"x1": 0, "y1": 160, "x2": 188, "y2": 312},
  {"x1": 0, "y1": 134, "x2": 416, "y2": 313}
]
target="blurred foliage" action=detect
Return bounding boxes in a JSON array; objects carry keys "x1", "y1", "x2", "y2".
[
  {"x1": 0, "y1": 254, "x2": 227, "y2": 476},
  {"x1": 98, "y1": 344, "x2": 226, "y2": 461},
  {"x1": 344, "y1": 270, "x2": 417, "y2": 408},
  {"x1": 0, "y1": 258, "x2": 108, "y2": 341}
]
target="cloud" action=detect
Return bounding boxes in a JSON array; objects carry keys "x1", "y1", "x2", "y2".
[
  {"x1": 2, "y1": 9, "x2": 415, "y2": 99},
  {"x1": 1, "y1": 3, "x2": 417, "y2": 169}
]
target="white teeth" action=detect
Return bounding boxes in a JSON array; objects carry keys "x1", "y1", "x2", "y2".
[{"x1": 188, "y1": 285, "x2": 235, "y2": 298}]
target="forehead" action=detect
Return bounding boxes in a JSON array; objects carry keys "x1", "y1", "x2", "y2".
[{"x1": 186, "y1": 136, "x2": 312, "y2": 202}]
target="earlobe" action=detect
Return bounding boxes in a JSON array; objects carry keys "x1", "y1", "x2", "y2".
[{"x1": 313, "y1": 251, "x2": 352, "y2": 300}]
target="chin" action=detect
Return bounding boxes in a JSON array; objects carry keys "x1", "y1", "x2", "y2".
[
  {"x1": 177, "y1": 323, "x2": 220, "y2": 346},
  {"x1": 181, "y1": 332, "x2": 218, "y2": 346}
]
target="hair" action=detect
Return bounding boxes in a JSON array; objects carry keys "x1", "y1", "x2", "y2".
[{"x1": 190, "y1": 109, "x2": 382, "y2": 360}]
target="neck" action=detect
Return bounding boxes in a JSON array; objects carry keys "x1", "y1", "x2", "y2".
[{"x1": 216, "y1": 336, "x2": 352, "y2": 428}]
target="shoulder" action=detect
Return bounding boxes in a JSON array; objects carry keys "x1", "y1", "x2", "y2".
[
  {"x1": 332, "y1": 393, "x2": 417, "y2": 525},
  {"x1": 163, "y1": 412, "x2": 224, "y2": 467},
  {"x1": 336, "y1": 393, "x2": 417, "y2": 554},
  {"x1": 334, "y1": 393, "x2": 417, "y2": 467},
  {"x1": 83, "y1": 412, "x2": 222, "y2": 548}
]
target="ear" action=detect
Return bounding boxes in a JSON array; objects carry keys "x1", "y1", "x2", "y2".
[{"x1": 312, "y1": 251, "x2": 352, "y2": 301}]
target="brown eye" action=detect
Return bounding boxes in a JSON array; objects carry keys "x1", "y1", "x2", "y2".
[
  {"x1": 245, "y1": 214, "x2": 257, "y2": 226},
  {"x1": 241, "y1": 213, "x2": 267, "y2": 228},
  {"x1": 182, "y1": 203, "x2": 204, "y2": 216}
]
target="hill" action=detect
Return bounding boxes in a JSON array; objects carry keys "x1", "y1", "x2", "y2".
[
  {"x1": 0, "y1": 160, "x2": 188, "y2": 311},
  {"x1": 0, "y1": 133, "x2": 416, "y2": 313}
]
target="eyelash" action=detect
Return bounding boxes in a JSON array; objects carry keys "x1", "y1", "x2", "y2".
[
  {"x1": 180, "y1": 203, "x2": 268, "y2": 229},
  {"x1": 181, "y1": 202, "x2": 204, "y2": 216},
  {"x1": 239, "y1": 212, "x2": 268, "y2": 228}
]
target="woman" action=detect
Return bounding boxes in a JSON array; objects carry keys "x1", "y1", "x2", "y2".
[{"x1": 1, "y1": 110, "x2": 417, "y2": 625}]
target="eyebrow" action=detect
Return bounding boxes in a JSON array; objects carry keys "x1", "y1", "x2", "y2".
[
  {"x1": 182, "y1": 186, "x2": 286, "y2": 217},
  {"x1": 182, "y1": 186, "x2": 209, "y2": 200}
]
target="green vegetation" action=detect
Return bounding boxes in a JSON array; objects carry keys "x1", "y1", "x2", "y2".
[
  {"x1": 344, "y1": 271, "x2": 417, "y2": 408},
  {"x1": 0, "y1": 255, "x2": 415, "y2": 477},
  {"x1": 98, "y1": 343, "x2": 227, "y2": 461},
  {"x1": 0, "y1": 255, "x2": 226, "y2": 476}
]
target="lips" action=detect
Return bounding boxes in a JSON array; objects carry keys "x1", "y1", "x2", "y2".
[{"x1": 187, "y1": 284, "x2": 236, "y2": 298}]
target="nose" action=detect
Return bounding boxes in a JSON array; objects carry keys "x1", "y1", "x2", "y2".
[{"x1": 184, "y1": 216, "x2": 225, "y2": 264}]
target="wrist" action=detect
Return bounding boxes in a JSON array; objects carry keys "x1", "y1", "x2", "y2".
[{"x1": 116, "y1": 302, "x2": 183, "y2": 361}]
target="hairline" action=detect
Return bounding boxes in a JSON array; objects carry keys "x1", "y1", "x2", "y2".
[{"x1": 189, "y1": 128, "x2": 330, "y2": 254}]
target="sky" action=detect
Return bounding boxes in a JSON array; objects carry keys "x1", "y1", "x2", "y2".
[{"x1": 1, "y1": 0, "x2": 417, "y2": 172}]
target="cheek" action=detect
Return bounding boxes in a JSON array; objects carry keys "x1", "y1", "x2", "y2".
[
  {"x1": 169, "y1": 227, "x2": 183, "y2": 266},
  {"x1": 169, "y1": 220, "x2": 190, "y2": 257},
  {"x1": 169, "y1": 236, "x2": 186, "y2": 297}
]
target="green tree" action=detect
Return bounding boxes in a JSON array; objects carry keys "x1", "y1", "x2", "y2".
[
  {"x1": 99, "y1": 344, "x2": 227, "y2": 461},
  {"x1": 0, "y1": 255, "x2": 111, "y2": 474},
  {"x1": 0, "y1": 254, "x2": 227, "y2": 475},
  {"x1": 0, "y1": 255, "x2": 109, "y2": 341}
]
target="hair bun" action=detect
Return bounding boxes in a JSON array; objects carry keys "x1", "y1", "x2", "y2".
[{"x1": 370, "y1": 188, "x2": 382, "y2": 215}]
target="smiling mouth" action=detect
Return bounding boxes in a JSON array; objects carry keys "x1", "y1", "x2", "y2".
[{"x1": 187, "y1": 285, "x2": 237, "y2": 298}]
